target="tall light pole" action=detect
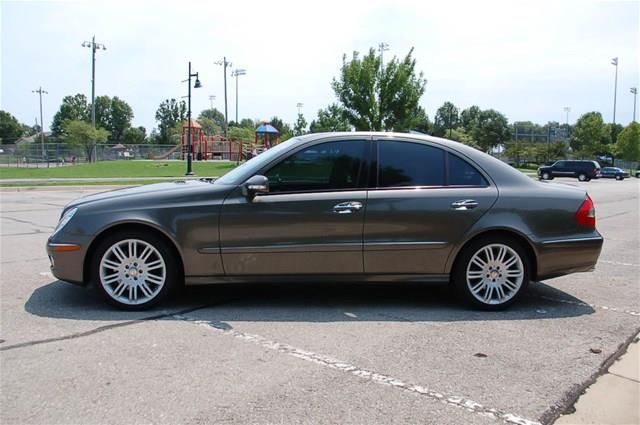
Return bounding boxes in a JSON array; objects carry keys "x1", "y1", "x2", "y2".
[
  {"x1": 631, "y1": 87, "x2": 637, "y2": 122},
  {"x1": 231, "y1": 69, "x2": 246, "y2": 123},
  {"x1": 32, "y1": 87, "x2": 48, "y2": 167},
  {"x1": 296, "y1": 102, "x2": 304, "y2": 115},
  {"x1": 378, "y1": 42, "x2": 389, "y2": 130},
  {"x1": 82, "y1": 36, "x2": 106, "y2": 162},
  {"x1": 563, "y1": 106, "x2": 571, "y2": 139},
  {"x1": 183, "y1": 62, "x2": 202, "y2": 176},
  {"x1": 209, "y1": 95, "x2": 216, "y2": 110},
  {"x1": 214, "y1": 57, "x2": 232, "y2": 138},
  {"x1": 611, "y1": 57, "x2": 618, "y2": 126}
]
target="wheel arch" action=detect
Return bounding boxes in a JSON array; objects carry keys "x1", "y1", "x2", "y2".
[
  {"x1": 83, "y1": 221, "x2": 185, "y2": 286},
  {"x1": 447, "y1": 228, "x2": 539, "y2": 281}
]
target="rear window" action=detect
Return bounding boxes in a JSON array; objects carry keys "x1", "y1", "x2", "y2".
[
  {"x1": 378, "y1": 141, "x2": 445, "y2": 187},
  {"x1": 448, "y1": 153, "x2": 487, "y2": 186}
]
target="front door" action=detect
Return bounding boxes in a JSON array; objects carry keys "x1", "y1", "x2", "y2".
[
  {"x1": 363, "y1": 139, "x2": 498, "y2": 274},
  {"x1": 220, "y1": 139, "x2": 369, "y2": 275}
]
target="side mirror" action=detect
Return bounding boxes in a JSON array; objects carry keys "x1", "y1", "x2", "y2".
[{"x1": 242, "y1": 175, "x2": 269, "y2": 198}]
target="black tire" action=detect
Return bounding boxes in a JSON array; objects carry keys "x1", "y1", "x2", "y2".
[
  {"x1": 91, "y1": 230, "x2": 179, "y2": 310},
  {"x1": 577, "y1": 173, "x2": 588, "y2": 181},
  {"x1": 541, "y1": 172, "x2": 551, "y2": 180},
  {"x1": 615, "y1": 175, "x2": 622, "y2": 181},
  {"x1": 451, "y1": 236, "x2": 530, "y2": 311}
]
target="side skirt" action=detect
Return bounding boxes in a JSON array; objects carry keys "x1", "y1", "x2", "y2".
[{"x1": 185, "y1": 274, "x2": 450, "y2": 286}]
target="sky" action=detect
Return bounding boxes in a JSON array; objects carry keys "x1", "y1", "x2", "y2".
[{"x1": 1, "y1": 0, "x2": 639, "y2": 134}]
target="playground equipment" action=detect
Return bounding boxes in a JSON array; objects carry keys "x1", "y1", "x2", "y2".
[{"x1": 181, "y1": 120, "x2": 281, "y2": 161}]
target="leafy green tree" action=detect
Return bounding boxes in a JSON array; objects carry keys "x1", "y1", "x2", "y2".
[
  {"x1": 268, "y1": 116, "x2": 290, "y2": 134},
  {"x1": 198, "y1": 117, "x2": 222, "y2": 136},
  {"x1": 51, "y1": 94, "x2": 90, "y2": 137},
  {"x1": 155, "y1": 99, "x2": 186, "y2": 144},
  {"x1": 93, "y1": 95, "x2": 112, "y2": 132},
  {"x1": 460, "y1": 106, "x2": 481, "y2": 133},
  {"x1": 110, "y1": 96, "x2": 134, "y2": 142},
  {"x1": 448, "y1": 128, "x2": 478, "y2": 148},
  {"x1": 309, "y1": 104, "x2": 351, "y2": 133},
  {"x1": 332, "y1": 47, "x2": 426, "y2": 131},
  {"x1": 228, "y1": 126, "x2": 254, "y2": 142},
  {"x1": 0, "y1": 110, "x2": 26, "y2": 143},
  {"x1": 239, "y1": 118, "x2": 256, "y2": 129},
  {"x1": 613, "y1": 122, "x2": 640, "y2": 161},
  {"x1": 198, "y1": 108, "x2": 226, "y2": 128},
  {"x1": 122, "y1": 126, "x2": 147, "y2": 144},
  {"x1": 570, "y1": 112, "x2": 610, "y2": 156},
  {"x1": 293, "y1": 113, "x2": 308, "y2": 136},
  {"x1": 470, "y1": 109, "x2": 511, "y2": 152},
  {"x1": 433, "y1": 101, "x2": 459, "y2": 137},
  {"x1": 62, "y1": 120, "x2": 109, "y2": 161}
]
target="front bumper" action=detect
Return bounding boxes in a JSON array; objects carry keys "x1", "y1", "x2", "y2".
[
  {"x1": 534, "y1": 234, "x2": 604, "y2": 280},
  {"x1": 46, "y1": 239, "x2": 89, "y2": 285}
]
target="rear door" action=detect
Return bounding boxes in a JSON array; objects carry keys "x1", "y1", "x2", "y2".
[{"x1": 363, "y1": 138, "x2": 498, "y2": 274}]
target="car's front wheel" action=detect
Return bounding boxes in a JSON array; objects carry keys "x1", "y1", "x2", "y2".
[
  {"x1": 541, "y1": 172, "x2": 551, "y2": 180},
  {"x1": 577, "y1": 173, "x2": 588, "y2": 181},
  {"x1": 615, "y1": 175, "x2": 623, "y2": 181},
  {"x1": 452, "y1": 237, "x2": 530, "y2": 310},
  {"x1": 92, "y1": 231, "x2": 178, "y2": 310}
]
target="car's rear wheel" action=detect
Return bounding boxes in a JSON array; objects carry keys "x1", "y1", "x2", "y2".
[
  {"x1": 452, "y1": 237, "x2": 530, "y2": 310},
  {"x1": 616, "y1": 175, "x2": 623, "y2": 181},
  {"x1": 578, "y1": 173, "x2": 588, "y2": 181},
  {"x1": 92, "y1": 231, "x2": 178, "y2": 310}
]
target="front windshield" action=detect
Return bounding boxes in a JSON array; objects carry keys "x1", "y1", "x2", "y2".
[{"x1": 214, "y1": 137, "x2": 301, "y2": 185}]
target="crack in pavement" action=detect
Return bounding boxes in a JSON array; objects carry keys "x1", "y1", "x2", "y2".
[
  {"x1": 1, "y1": 215, "x2": 55, "y2": 230},
  {"x1": 0, "y1": 299, "x2": 234, "y2": 352}
]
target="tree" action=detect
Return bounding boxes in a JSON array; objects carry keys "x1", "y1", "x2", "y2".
[
  {"x1": 51, "y1": 94, "x2": 90, "y2": 137},
  {"x1": 198, "y1": 108, "x2": 226, "y2": 128},
  {"x1": 309, "y1": 104, "x2": 351, "y2": 133},
  {"x1": 198, "y1": 117, "x2": 221, "y2": 136},
  {"x1": 0, "y1": 110, "x2": 26, "y2": 143},
  {"x1": 228, "y1": 126, "x2": 254, "y2": 142},
  {"x1": 93, "y1": 95, "x2": 112, "y2": 132},
  {"x1": 155, "y1": 99, "x2": 186, "y2": 144},
  {"x1": 293, "y1": 113, "x2": 308, "y2": 136},
  {"x1": 122, "y1": 126, "x2": 147, "y2": 144},
  {"x1": 613, "y1": 122, "x2": 640, "y2": 161},
  {"x1": 62, "y1": 120, "x2": 109, "y2": 161},
  {"x1": 460, "y1": 106, "x2": 481, "y2": 133},
  {"x1": 433, "y1": 101, "x2": 459, "y2": 137},
  {"x1": 470, "y1": 109, "x2": 511, "y2": 152},
  {"x1": 332, "y1": 47, "x2": 426, "y2": 131},
  {"x1": 269, "y1": 116, "x2": 293, "y2": 141},
  {"x1": 239, "y1": 118, "x2": 256, "y2": 129},
  {"x1": 571, "y1": 112, "x2": 610, "y2": 157},
  {"x1": 110, "y1": 96, "x2": 134, "y2": 142}
]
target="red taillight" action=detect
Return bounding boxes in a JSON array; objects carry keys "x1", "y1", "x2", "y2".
[{"x1": 576, "y1": 195, "x2": 596, "y2": 228}]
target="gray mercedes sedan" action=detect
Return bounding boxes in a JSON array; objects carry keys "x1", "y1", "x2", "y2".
[{"x1": 47, "y1": 132, "x2": 603, "y2": 310}]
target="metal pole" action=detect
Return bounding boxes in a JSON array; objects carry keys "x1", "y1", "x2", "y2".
[
  {"x1": 612, "y1": 58, "x2": 618, "y2": 126},
  {"x1": 631, "y1": 88, "x2": 638, "y2": 122},
  {"x1": 547, "y1": 125, "x2": 551, "y2": 163},
  {"x1": 91, "y1": 36, "x2": 96, "y2": 162},
  {"x1": 448, "y1": 105, "x2": 452, "y2": 139},
  {"x1": 186, "y1": 62, "x2": 193, "y2": 176},
  {"x1": 223, "y1": 57, "x2": 228, "y2": 138},
  {"x1": 32, "y1": 87, "x2": 48, "y2": 167},
  {"x1": 235, "y1": 72, "x2": 239, "y2": 123}
]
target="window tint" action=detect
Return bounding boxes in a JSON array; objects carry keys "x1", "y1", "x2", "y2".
[
  {"x1": 448, "y1": 153, "x2": 487, "y2": 186},
  {"x1": 265, "y1": 140, "x2": 366, "y2": 193},
  {"x1": 378, "y1": 141, "x2": 445, "y2": 187}
]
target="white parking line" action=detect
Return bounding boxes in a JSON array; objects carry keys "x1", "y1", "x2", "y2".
[
  {"x1": 532, "y1": 295, "x2": 640, "y2": 317},
  {"x1": 174, "y1": 313, "x2": 541, "y2": 425}
]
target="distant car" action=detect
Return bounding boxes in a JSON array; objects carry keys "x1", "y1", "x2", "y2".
[
  {"x1": 600, "y1": 167, "x2": 629, "y2": 180},
  {"x1": 635, "y1": 170, "x2": 640, "y2": 178},
  {"x1": 47, "y1": 132, "x2": 604, "y2": 311},
  {"x1": 538, "y1": 160, "x2": 601, "y2": 181}
]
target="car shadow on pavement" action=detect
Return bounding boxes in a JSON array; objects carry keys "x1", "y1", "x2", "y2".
[{"x1": 25, "y1": 279, "x2": 595, "y2": 323}]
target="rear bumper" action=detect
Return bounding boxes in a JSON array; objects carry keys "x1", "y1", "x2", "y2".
[{"x1": 534, "y1": 234, "x2": 604, "y2": 280}]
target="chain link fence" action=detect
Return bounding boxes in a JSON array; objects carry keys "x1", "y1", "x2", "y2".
[{"x1": 0, "y1": 143, "x2": 182, "y2": 167}]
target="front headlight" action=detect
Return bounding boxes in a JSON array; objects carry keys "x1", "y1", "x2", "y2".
[{"x1": 52, "y1": 207, "x2": 78, "y2": 237}]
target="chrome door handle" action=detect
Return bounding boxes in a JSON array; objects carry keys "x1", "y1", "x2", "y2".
[
  {"x1": 451, "y1": 199, "x2": 478, "y2": 210},
  {"x1": 333, "y1": 201, "x2": 363, "y2": 214}
]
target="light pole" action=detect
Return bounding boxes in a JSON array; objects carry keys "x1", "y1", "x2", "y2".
[
  {"x1": 378, "y1": 42, "x2": 389, "y2": 130},
  {"x1": 231, "y1": 69, "x2": 246, "y2": 123},
  {"x1": 631, "y1": 87, "x2": 637, "y2": 122},
  {"x1": 209, "y1": 95, "x2": 216, "y2": 110},
  {"x1": 563, "y1": 106, "x2": 571, "y2": 139},
  {"x1": 214, "y1": 57, "x2": 232, "y2": 138},
  {"x1": 82, "y1": 36, "x2": 106, "y2": 162},
  {"x1": 611, "y1": 57, "x2": 618, "y2": 126},
  {"x1": 296, "y1": 102, "x2": 304, "y2": 115},
  {"x1": 32, "y1": 87, "x2": 48, "y2": 167},
  {"x1": 183, "y1": 61, "x2": 202, "y2": 176}
]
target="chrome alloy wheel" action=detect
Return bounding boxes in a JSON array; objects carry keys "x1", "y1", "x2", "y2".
[
  {"x1": 465, "y1": 243, "x2": 524, "y2": 305},
  {"x1": 99, "y1": 239, "x2": 166, "y2": 305}
]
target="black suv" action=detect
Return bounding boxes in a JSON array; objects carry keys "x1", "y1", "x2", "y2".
[{"x1": 537, "y1": 160, "x2": 601, "y2": 181}]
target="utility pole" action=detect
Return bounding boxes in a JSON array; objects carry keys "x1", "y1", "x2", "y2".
[
  {"x1": 231, "y1": 69, "x2": 246, "y2": 123},
  {"x1": 631, "y1": 88, "x2": 637, "y2": 122},
  {"x1": 611, "y1": 57, "x2": 619, "y2": 126},
  {"x1": 215, "y1": 57, "x2": 232, "y2": 138},
  {"x1": 32, "y1": 87, "x2": 48, "y2": 167},
  {"x1": 378, "y1": 42, "x2": 389, "y2": 131},
  {"x1": 209, "y1": 95, "x2": 216, "y2": 110},
  {"x1": 563, "y1": 106, "x2": 571, "y2": 139},
  {"x1": 82, "y1": 36, "x2": 106, "y2": 162}
]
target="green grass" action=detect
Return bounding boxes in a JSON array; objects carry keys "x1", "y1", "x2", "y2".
[{"x1": 0, "y1": 160, "x2": 237, "y2": 179}]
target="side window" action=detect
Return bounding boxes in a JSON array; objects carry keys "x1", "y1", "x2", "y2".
[
  {"x1": 555, "y1": 161, "x2": 566, "y2": 168},
  {"x1": 265, "y1": 140, "x2": 366, "y2": 193},
  {"x1": 448, "y1": 153, "x2": 487, "y2": 186},
  {"x1": 378, "y1": 141, "x2": 445, "y2": 187}
]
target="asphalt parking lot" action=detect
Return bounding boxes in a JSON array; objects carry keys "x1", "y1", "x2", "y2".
[{"x1": 1, "y1": 178, "x2": 639, "y2": 425}]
